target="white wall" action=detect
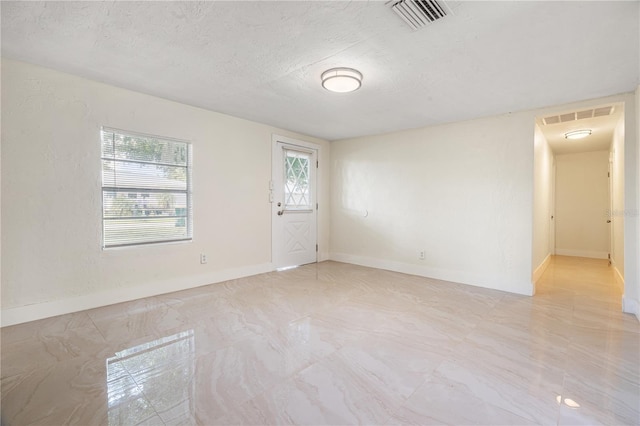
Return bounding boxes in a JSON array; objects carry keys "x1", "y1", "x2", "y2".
[
  {"x1": 532, "y1": 124, "x2": 554, "y2": 280},
  {"x1": 554, "y1": 151, "x2": 610, "y2": 259},
  {"x1": 0, "y1": 58, "x2": 3, "y2": 317},
  {"x1": 626, "y1": 84, "x2": 640, "y2": 320},
  {"x1": 330, "y1": 92, "x2": 638, "y2": 300},
  {"x1": 611, "y1": 115, "x2": 626, "y2": 280},
  {"x1": 330, "y1": 112, "x2": 536, "y2": 296},
  {"x1": 1, "y1": 59, "x2": 330, "y2": 326},
  {"x1": 3, "y1": 59, "x2": 639, "y2": 324}
]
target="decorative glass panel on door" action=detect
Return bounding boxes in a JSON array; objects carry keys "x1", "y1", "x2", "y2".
[{"x1": 284, "y1": 149, "x2": 311, "y2": 210}]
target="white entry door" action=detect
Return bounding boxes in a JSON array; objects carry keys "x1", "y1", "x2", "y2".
[{"x1": 271, "y1": 138, "x2": 318, "y2": 269}]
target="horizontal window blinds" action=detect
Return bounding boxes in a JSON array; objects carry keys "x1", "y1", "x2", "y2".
[{"x1": 101, "y1": 128, "x2": 192, "y2": 248}]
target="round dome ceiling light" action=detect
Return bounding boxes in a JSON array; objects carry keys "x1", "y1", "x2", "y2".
[
  {"x1": 321, "y1": 68, "x2": 362, "y2": 93},
  {"x1": 565, "y1": 129, "x2": 592, "y2": 140}
]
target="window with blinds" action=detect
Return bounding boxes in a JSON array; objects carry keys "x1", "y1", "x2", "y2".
[{"x1": 101, "y1": 128, "x2": 192, "y2": 248}]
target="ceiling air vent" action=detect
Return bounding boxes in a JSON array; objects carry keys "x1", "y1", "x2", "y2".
[
  {"x1": 542, "y1": 105, "x2": 615, "y2": 126},
  {"x1": 576, "y1": 110, "x2": 594, "y2": 120},
  {"x1": 388, "y1": 0, "x2": 450, "y2": 31},
  {"x1": 560, "y1": 113, "x2": 575, "y2": 123},
  {"x1": 594, "y1": 106, "x2": 614, "y2": 117}
]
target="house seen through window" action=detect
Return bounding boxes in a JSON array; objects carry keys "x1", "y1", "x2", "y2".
[{"x1": 101, "y1": 128, "x2": 192, "y2": 248}]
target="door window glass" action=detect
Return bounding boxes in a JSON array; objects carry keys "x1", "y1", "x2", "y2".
[{"x1": 284, "y1": 149, "x2": 311, "y2": 210}]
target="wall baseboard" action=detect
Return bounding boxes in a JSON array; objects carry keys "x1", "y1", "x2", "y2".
[
  {"x1": 532, "y1": 253, "x2": 552, "y2": 289},
  {"x1": 612, "y1": 265, "x2": 625, "y2": 294},
  {"x1": 554, "y1": 249, "x2": 608, "y2": 259},
  {"x1": 622, "y1": 296, "x2": 640, "y2": 322},
  {"x1": 329, "y1": 252, "x2": 533, "y2": 296},
  {"x1": 1, "y1": 262, "x2": 274, "y2": 327}
]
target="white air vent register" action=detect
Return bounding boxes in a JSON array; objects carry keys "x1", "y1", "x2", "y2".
[
  {"x1": 387, "y1": 0, "x2": 452, "y2": 31},
  {"x1": 542, "y1": 106, "x2": 614, "y2": 126}
]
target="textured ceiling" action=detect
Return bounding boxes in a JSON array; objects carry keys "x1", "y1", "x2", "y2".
[{"x1": 2, "y1": 1, "x2": 639, "y2": 141}]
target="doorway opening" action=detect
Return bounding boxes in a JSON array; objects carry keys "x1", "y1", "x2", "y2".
[{"x1": 532, "y1": 102, "x2": 625, "y2": 296}]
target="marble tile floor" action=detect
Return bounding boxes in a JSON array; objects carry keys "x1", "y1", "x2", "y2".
[{"x1": 1, "y1": 256, "x2": 638, "y2": 425}]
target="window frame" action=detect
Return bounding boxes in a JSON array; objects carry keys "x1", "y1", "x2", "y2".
[
  {"x1": 100, "y1": 127, "x2": 193, "y2": 249},
  {"x1": 283, "y1": 148, "x2": 313, "y2": 211}
]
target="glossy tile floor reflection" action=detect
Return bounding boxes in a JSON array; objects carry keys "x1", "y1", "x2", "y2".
[{"x1": 2, "y1": 257, "x2": 638, "y2": 425}]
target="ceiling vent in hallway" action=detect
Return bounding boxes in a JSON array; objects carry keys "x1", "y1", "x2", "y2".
[
  {"x1": 388, "y1": 0, "x2": 451, "y2": 30},
  {"x1": 542, "y1": 106, "x2": 614, "y2": 126}
]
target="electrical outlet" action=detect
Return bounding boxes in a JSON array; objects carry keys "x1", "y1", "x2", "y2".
[
  {"x1": 418, "y1": 250, "x2": 425, "y2": 260},
  {"x1": 200, "y1": 253, "x2": 208, "y2": 264}
]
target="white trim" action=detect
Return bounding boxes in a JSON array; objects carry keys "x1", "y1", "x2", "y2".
[
  {"x1": 329, "y1": 252, "x2": 533, "y2": 296},
  {"x1": 271, "y1": 134, "x2": 320, "y2": 269},
  {"x1": 613, "y1": 265, "x2": 625, "y2": 293},
  {"x1": 1, "y1": 262, "x2": 273, "y2": 327},
  {"x1": 554, "y1": 249, "x2": 609, "y2": 259},
  {"x1": 622, "y1": 296, "x2": 640, "y2": 322},
  {"x1": 549, "y1": 158, "x2": 556, "y2": 255},
  {"x1": 532, "y1": 253, "x2": 551, "y2": 285},
  {"x1": 272, "y1": 134, "x2": 321, "y2": 151}
]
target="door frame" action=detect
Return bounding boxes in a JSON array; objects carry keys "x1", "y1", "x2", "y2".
[
  {"x1": 549, "y1": 157, "x2": 556, "y2": 255},
  {"x1": 608, "y1": 152, "x2": 614, "y2": 265},
  {"x1": 271, "y1": 134, "x2": 320, "y2": 269}
]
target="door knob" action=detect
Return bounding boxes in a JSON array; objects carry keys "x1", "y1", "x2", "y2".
[
  {"x1": 277, "y1": 210, "x2": 284, "y2": 216},
  {"x1": 607, "y1": 220, "x2": 611, "y2": 223}
]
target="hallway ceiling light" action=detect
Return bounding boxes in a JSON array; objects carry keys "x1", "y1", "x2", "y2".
[
  {"x1": 564, "y1": 129, "x2": 592, "y2": 139},
  {"x1": 321, "y1": 68, "x2": 362, "y2": 93}
]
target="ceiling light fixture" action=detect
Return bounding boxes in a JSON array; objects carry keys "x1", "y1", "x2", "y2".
[
  {"x1": 564, "y1": 129, "x2": 592, "y2": 140},
  {"x1": 321, "y1": 68, "x2": 362, "y2": 93}
]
